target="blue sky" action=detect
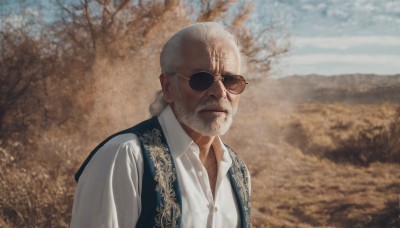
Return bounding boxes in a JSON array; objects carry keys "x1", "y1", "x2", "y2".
[
  {"x1": 254, "y1": 0, "x2": 400, "y2": 76},
  {"x1": 2, "y1": 0, "x2": 399, "y2": 76}
]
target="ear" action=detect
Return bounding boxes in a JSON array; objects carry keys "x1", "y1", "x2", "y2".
[{"x1": 160, "y1": 73, "x2": 174, "y2": 103}]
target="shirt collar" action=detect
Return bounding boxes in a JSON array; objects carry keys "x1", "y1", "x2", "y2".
[
  {"x1": 212, "y1": 136, "x2": 233, "y2": 167},
  {"x1": 157, "y1": 105, "x2": 193, "y2": 159}
]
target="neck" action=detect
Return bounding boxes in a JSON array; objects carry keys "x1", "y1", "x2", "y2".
[{"x1": 180, "y1": 123, "x2": 215, "y2": 163}]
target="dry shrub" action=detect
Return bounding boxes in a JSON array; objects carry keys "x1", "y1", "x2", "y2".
[
  {"x1": 386, "y1": 107, "x2": 400, "y2": 161},
  {"x1": 0, "y1": 136, "x2": 79, "y2": 227},
  {"x1": 282, "y1": 103, "x2": 400, "y2": 166},
  {"x1": 326, "y1": 107, "x2": 400, "y2": 166},
  {"x1": 363, "y1": 199, "x2": 400, "y2": 227},
  {"x1": 283, "y1": 120, "x2": 310, "y2": 152},
  {"x1": 0, "y1": 0, "x2": 289, "y2": 227},
  {"x1": 0, "y1": 30, "x2": 51, "y2": 136}
]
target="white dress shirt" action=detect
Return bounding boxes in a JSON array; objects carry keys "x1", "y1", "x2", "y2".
[{"x1": 71, "y1": 105, "x2": 250, "y2": 228}]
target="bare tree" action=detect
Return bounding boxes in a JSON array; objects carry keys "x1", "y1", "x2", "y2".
[
  {"x1": 196, "y1": 0, "x2": 290, "y2": 77},
  {"x1": 0, "y1": 30, "x2": 55, "y2": 137},
  {"x1": 0, "y1": 1, "x2": 290, "y2": 226},
  {"x1": 0, "y1": 0, "x2": 289, "y2": 137},
  {"x1": 54, "y1": 0, "x2": 289, "y2": 74}
]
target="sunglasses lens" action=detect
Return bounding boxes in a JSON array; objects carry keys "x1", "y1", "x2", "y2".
[
  {"x1": 222, "y1": 75, "x2": 241, "y2": 93},
  {"x1": 187, "y1": 72, "x2": 247, "y2": 94},
  {"x1": 189, "y1": 72, "x2": 215, "y2": 91}
]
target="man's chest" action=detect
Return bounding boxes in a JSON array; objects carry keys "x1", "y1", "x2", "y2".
[{"x1": 173, "y1": 155, "x2": 240, "y2": 228}]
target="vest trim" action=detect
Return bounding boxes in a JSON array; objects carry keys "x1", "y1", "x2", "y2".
[
  {"x1": 137, "y1": 127, "x2": 181, "y2": 227},
  {"x1": 226, "y1": 146, "x2": 252, "y2": 227}
]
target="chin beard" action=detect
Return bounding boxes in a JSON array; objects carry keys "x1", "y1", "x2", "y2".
[{"x1": 174, "y1": 99, "x2": 235, "y2": 136}]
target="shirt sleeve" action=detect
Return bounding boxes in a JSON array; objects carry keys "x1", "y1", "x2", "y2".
[{"x1": 70, "y1": 133, "x2": 144, "y2": 228}]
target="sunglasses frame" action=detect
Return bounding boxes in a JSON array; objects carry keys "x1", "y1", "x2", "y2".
[{"x1": 173, "y1": 71, "x2": 248, "y2": 94}]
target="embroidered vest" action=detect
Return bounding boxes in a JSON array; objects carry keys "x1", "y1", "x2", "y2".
[{"x1": 75, "y1": 117, "x2": 251, "y2": 228}]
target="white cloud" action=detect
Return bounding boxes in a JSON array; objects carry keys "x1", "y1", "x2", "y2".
[
  {"x1": 285, "y1": 53, "x2": 400, "y2": 75},
  {"x1": 260, "y1": 0, "x2": 400, "y2": 75},
  {"x1": 293, "y1": 36, "x2": 400, "y2": 50},
  {"x1": 289, "y1": 54, "x2": 400, "y2": 65}
]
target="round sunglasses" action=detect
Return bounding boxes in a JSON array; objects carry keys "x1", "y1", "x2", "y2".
[{"x1": 174, "y1": 71, "x2": 248, "y2": 94}]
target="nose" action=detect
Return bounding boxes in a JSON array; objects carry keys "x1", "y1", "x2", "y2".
[{"x1": 207, "y1": 76, "x2": 227, "y2": 99}]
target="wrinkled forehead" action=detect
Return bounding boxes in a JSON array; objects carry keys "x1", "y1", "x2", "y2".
[
  {"x1": 180, "y1": 38, "x2": 241, "y2": 73},
  {"x1": 182, "y1": 37, "x2": 238, "y2": 55}
]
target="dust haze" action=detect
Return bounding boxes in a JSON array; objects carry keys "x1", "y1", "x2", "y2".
[{"x1": 1, "y1": 0, "x2": 399, "y2": 227}]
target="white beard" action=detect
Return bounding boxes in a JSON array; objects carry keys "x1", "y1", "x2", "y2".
[{"x1": 174, "y1": 97, "x2": 236, "y2": 136}]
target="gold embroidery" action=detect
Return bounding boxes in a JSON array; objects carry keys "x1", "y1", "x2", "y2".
[
  {"x1": 140, "y1": 128, "x2": 181, "y2": 228},
  {"x1": 227, "y1": 147, "x2": 252, "y2": 227}
]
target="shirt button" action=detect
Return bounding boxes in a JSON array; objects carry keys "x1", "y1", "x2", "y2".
[
  {"x1": 198, "y1": 171, "x2": 203, "y2": 177},
  {"x1": 214, "y1": 206, "x2": 218, "y2": 212}
]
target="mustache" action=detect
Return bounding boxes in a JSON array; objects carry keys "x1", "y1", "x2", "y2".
[{"x1": 196, "y1": 98, "x2": 233, "y2": 113}]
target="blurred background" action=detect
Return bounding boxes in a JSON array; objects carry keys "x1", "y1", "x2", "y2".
[{"x1": 1, "y1": 0, "x2": 399, "y2": 227}]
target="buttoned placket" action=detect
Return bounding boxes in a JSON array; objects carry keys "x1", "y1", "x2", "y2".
[{"x1": 188, "y1": 143, "x2": 220, "y2": 228}]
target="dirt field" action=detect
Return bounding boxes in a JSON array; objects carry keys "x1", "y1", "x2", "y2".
[{"x1": 1, "y1": 75, "x2": 399, "y2": 227}]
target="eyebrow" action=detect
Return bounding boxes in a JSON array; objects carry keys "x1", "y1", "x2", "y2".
[{"x1": 190, "y1": 69, "x2": 238, "y2": 75}]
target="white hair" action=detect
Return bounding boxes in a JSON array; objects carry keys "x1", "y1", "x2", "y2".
[
  {"x1": 160, "y1": 22, "x2": 244, "y2": 74},
  {"x1": 149, "y1": 90, "x2": 167, "y2": 116},
  {"x1": 150, "y1": 22, "x2": 245, "y2": 116}
]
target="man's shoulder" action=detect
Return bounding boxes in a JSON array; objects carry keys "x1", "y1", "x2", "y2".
[
  {"x1": 125, "y1": 116, "x2": 160, "y2": 133},
  {"x1": 96, "y1": 116, "x2": 159, "y2": 149},
  {"x1": 75, "y1": 117, "x2": 159, "y2": 182},
  {"x1": 100, "y1": 133, "x2": 140, "y2": 150}
]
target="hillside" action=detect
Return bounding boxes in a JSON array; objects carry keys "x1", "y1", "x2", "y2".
[{"x1": 263, "y1": 74, "x2": 400, "y2": 103}]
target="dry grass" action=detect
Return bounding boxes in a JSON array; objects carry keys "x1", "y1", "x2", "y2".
[
  {"x1": 1, "y1": 77, "x2": 400, "y2": 227},
  {"x1": 0, "y1": 132, "x2": 80, "y2": 227},
  {"x1": 222, "y1": 79, "x2": 400, "y2": 227}
]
